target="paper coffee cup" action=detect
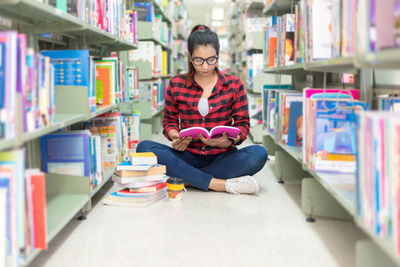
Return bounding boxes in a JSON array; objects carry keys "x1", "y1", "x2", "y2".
[{"x1": 167, "y1": 177, "x2": 184, "y2": 200}]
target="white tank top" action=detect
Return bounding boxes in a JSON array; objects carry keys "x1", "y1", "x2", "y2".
[{"x1": 198, "y1": 97, "x2": 209, "y2": 116}]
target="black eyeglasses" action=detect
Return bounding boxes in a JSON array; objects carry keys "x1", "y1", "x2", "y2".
[{"x1": 191, "y1": 56, "x2": 218, "y2": 66}]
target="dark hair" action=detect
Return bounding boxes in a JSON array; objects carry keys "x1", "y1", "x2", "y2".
[{"x1": 186, "y1": 24, "x2": 220, "y2": 82}]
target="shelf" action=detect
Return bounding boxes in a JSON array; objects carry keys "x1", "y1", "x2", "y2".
[
  {"x1": 355, "y1": 48, "x2": 400, "y2": 69},
  {"x1": 263, "y1": 0, "x2": 298, "y2": 16},
  {"x1": 152, "y1": 0, "x2": 172, "y2": 25},
  {"x1": 0, "y1": 0, "x2": 137, "y2": 51},
  {"x1": 246, "y1": 0, "x2": 264, "y2": 14},
  {"x1": 22, "y1": 113, "x2": 85, "y2": 143},
  {"x1": 306, "y1": 168, "x2": 356, "y2": 216},
  {"x1": 175, "y1": 32, "x2": 185, "y2": 41},
  {"x1": 151, "y1": 107, "x2": 164, "y2": 117},
  {"x1": 264, "y1": 63, "x2": 308, "y2": 74},
  {"x1": 86, "y1": 104, "x2": 119, "y2": 120},
  {"x1": 355, "y1": 218, "x2": 400, "y2": 266},
  {"x1": 4, "y1": 101, "x2": 132, "y2": 149},
  {"x1": 138, "y1": 37, "x2": 171, "y2": 51},
  {"x1": 139, "y1": 74, "x2": 173, "y2": 81},
  {"x1": 304, "y1": 57, "x2": 357, "y2": 74},
  {"x1": 264, "y1": 57, "x2": 357, "y2": 74},
  {"x1": 22, "y1": 193, "x2": 89, "y2": 266},
  {"x1": 0, "y1": 138, "x2": 20, "y2": 151},
  {"x1": 277, "y1": 141, "x2": 302, "y2": 163},
  {"x1": 91, "y1": 167, "x2": 115, "y2": 197},
  {"x1": 267, "y1": 132, "x2": 356, "y2": 215}
]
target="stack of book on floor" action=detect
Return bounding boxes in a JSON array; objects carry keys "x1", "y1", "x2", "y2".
[{"x1": 103, "y1": 152, "x2": 168, "y2": 207}]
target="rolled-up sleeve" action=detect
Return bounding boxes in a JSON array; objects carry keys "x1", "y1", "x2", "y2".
[
  {"x1": 162, "y1": 81, "x2": 180, "y2": 140},
  {"x1": 232, "y1": 79, "x2": 250, "y2": 145}
]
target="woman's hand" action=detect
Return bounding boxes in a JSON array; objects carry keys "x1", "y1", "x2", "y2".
[
  {"x1": 169, "y1": 130, "x2": 192, "y2": 151},
  {"x1": 198, "y1": 132, "x2": 233, "y2": 148}
]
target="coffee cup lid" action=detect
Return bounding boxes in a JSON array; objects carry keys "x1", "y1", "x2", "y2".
[{"x1": 167, "y1": 177, "x2": 184, "y2": 184}]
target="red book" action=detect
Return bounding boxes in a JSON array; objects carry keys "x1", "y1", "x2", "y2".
[
  {"x1": 29, "y1": 172, "x2": 47, "y2": 250},
  {"x1": 128, "y1": 182, "x2": 167, "y2": 193}
]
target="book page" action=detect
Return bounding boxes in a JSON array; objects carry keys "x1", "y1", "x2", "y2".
[
  {"x1": 210, "y1": 126, "x2": 240, "y2": 138},
  {"x1": 179, "y1": 127, "x2": 210, "y2": 138}
]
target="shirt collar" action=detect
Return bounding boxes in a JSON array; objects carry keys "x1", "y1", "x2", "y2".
[{"x1": 187, "y1": 67, "x2": 229, "y2": 88}]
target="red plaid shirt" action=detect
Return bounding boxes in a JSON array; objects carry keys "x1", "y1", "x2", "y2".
[{"x1": 163, "y1": 69, "x2": 250, "y2": 155}]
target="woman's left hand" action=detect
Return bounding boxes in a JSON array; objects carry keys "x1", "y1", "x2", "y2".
[{"x1": 198, "y1": 132, "x2": 233, "y2": 148}]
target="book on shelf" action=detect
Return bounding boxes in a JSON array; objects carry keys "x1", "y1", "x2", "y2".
[
  {"x1": 179, "y1": 126, "x2": 240, "y2": 139},
  {"x1": 280, "y1": 93, "x2": 303, "y2": 144},
  {"x1": 0, "y1": 171, "x2": 12, "y2": 266},
  {"x1": 40, "y1": 131, "x2": 93, "y2": 177},
  {"x1": 356, "y1": 112, "x2": 400, "y2": 255},
  {"x1": 302, "y1": 89, "x2": 367, "y2": 173},
  {"x1": 95, "y1": 58, "x2": 119, "y2": 106},
  {"x1": 287, "y1": 101, "x2": 303, "y2": 147},
  {"x1": 0, "y1": 181, "x2": 7, "y2": 266},
  {"x1": 375, "y1": 95, "x2": 400, "y2": 111},
  {"x1": 302, "y1": 88, "x2": 360, "y2": 168},
  {"x1": 129, "y1": 152, "x2": 157, "y2": 165},
  {"x1": 116, "y1": 164, "x2": 166, "y2": 177},
  {"x1": 124, "y1": 112, "x2": 140, "y2": 154},
  {"x1": 25, "y1": 169, "x2": 47, "y2": 251},
  {"x1": 41, "y1": 49, "x2": 95, "y2": 112},
  {"x1": 134, "y1": 2, "x2": 155, "y2": 22},
  {"x1": 0, "y1": 31, "x2": 17, "y2": 140},
  {"x1": 0, "y1": 149, "x2": 25, "y2": 264},
  {"x1": 88, "y1": 112, "x2": 126, "y2": 165}
]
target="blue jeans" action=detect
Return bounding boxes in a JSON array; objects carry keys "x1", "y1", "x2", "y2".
[{"x1": 136, "y1": 140, "x2": 268, "y2": 191}]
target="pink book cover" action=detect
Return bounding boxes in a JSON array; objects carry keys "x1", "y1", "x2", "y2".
[
  {"x1": 17, "y1": 34, "x2": 27, "y2": 132},
  {"x1": 302, "y1": 88, "x2": 359, "y2": 166},
  {"x1": 395, "y1": 124, "x2": 400, "y2": 254},
  {"x1": 376, "y1": 0, "x2": 395, "y2": 50},
  {"x1": 179, "y1": 126, "x2": 240, "y2": 139}
]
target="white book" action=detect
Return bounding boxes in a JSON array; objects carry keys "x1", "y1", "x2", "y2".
[
  {"x1": 0, "y1": 188, "x2": 6, "y2": 267},
  {"x1": 112, "y1": 174, "x2": 167, "y2": 184},
  {"x1": 114, "y1": 179, "x2": 167, "y2": 189}
]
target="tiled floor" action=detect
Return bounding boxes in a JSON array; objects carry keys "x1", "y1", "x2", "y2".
[{"x1": 30, "y1": 134, "x2": 366, "y2": 267}]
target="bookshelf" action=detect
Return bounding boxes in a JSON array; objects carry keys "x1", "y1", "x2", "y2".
[
  {"x1": 355, "y1": 48, "x2": 400, "y2": 69},
  {"x1": 259, "y1": 0, "x2": 400, "y2": 266},
  {"x1": 0, "y1": 0, "x2": 141, "y2": 265},
  {"x1": 263, "y1": 0, "x2": 299, "y2": 16},
  {"x1": 0, "y1": 0, "x2": 138, "y2": 51}
]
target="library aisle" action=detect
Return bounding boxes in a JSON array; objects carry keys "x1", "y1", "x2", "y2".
[{"x1": 30, "y1": 134, "x2": 366, "y2": 267}]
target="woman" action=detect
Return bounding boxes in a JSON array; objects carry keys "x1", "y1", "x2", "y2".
[{"x1": 137, "y1": 25, "x2": 268, "y2": 194}]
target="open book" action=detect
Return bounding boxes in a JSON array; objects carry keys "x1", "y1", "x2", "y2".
[{"x1": 178, "y1": 126, "x2": 240, "y2": 139}]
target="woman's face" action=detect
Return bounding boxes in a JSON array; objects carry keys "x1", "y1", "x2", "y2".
[{"x1": 190, "y1": 44, "x2": 218, "y2": 77}]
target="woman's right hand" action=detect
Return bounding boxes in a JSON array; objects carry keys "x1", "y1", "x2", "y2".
[{"x1": 169, "y1": 130, "x2": 192, "y2": 151}]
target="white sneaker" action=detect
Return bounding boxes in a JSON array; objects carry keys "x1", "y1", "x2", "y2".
[{"x1": 225, "y1": 176, "x2": 259, "y2": 194}]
